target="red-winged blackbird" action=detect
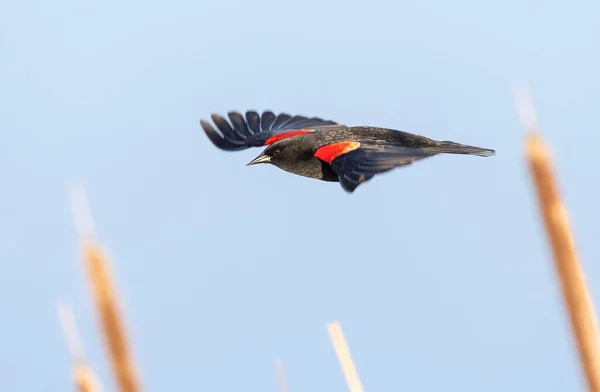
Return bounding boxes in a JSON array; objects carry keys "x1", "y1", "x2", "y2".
[{"x1": 200, "y1": 110, "x2": 495, "y2": 192}]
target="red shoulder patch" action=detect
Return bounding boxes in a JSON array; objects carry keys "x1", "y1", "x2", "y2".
[
  {"x1": 264, "y1": 129, "x2": 314, "y2": 145},
  {"x1": 314, "y1": 141, "x2": 361, "y2": 163}
]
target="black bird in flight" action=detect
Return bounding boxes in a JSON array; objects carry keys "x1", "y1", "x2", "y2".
[{"x1": 200, "y1": 110, "x2": 495, "y2": 193}]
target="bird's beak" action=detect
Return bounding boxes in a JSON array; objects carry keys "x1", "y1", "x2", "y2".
[{"x1": 246, "y1": 153, "x2": 271, "y2": 166}]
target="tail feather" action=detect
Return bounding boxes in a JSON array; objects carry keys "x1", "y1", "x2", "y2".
[{"x1": 429, "y1": 141, "x2": 495, "y2": 157}]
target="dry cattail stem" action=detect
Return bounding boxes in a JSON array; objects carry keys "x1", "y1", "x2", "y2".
[
  {"x1": 73, "y1": 365, "x2": 101, "y2": 392},
  {"x1": 69, "y1": 184, "x2": 141, "y2": 392},
  {"x1": 57, "y1": 303, "x2": 102, "y2": 392},
  {"x1": 327, "y1": 321, "x2": 364, "y2": 392},
  {"x1": 82, "y1": 242, "x2": 140, "y2": 392},
  {"x1": 526, "y1": 134, "x2": 600, "y2": 391},
  {"x1": 519, "y1": 88, "x2": 600, "y2": 392}
]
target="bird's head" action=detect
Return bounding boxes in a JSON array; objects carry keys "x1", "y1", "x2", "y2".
[
  {"x1": 246, "y1": 137, "x2": 319, "y2": 177},
  {"x1": 247, "y1": 138, "x2": 296, "y2": 166}
]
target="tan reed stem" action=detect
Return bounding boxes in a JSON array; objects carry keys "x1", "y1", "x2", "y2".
[
  {"x1": 72, "y1": 366, "x2": 102, "y2": 392},
  {"x1": 69, "y1": 184, "x2": 141, "y2": 392},
  {"x1": 57, "y1": 302, "x2": 102, "y2": 392},
  {"x1": 82, "y1": 243, "x2": 140, "y2": 392},
  {"x1": 518, "y1": 87, "x2": 600, "y2": 392},
  {"x1": 327, "y1": 321, "x2": 364, "y2": 392}
]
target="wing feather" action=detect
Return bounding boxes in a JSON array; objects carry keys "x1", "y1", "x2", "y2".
[
  {"x1": 201, "y1": 110, "x2": 343, "y2": 150},
  {"x1": 326, "y1": 143, "x2": 438, "y2": 192}
]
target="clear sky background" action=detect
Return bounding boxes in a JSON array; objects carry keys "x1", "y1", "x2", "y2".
[{"x1": 1, "y1": 0, "x2": 599, "y2": 391}]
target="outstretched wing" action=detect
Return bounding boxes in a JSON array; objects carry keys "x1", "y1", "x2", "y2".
[
  {"x1": 314, "y1": 142, "x2": 438, "y2": 192},
  {"x1": 200, "y1": 110, "x2": 343, "y2": 151}
]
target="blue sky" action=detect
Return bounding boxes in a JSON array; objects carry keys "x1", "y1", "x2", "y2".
[{"x1": 1, "y1": 0, "x2": 599, "y2": 390}]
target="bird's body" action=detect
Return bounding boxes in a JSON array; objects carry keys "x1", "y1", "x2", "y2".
[
  {"x1": 250, "y1": 127, "x2": 440, "y2": 182},
  {"x1": 200, "y1": 110, "x2": 495, "y2": 192}
]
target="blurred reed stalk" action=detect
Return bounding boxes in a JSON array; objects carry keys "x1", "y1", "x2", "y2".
[
  {"x1": 57, "y1": 302, "x2": 102, "y2": 392},
  {"x1": 274, "y1": 359, "x2": 288, "y2": 392},
  {"x1": 69, "y1": 185, "x2": 141, "y2": 392},
  {"x1": 327, "y1": 321, "x2": 364, "y2": 392},
  {"x1": 518, "y1": 87, "x2": 600, "y2": 392}
]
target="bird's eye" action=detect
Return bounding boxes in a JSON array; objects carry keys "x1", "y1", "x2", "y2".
[{"x1": 272, "y1": 148, "x2": 281, "y2": 156}]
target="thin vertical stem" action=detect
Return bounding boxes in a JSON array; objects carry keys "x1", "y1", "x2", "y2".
[
  {"x1": 69, "y1": 185, "x2": 141, "y2": 392},
  {"x1": 274, "y1": 359, "x2": 288, "y2": 392},
  {"x1": 57, "y1": 303, "x2": 102, "y2": 392},
  {"x1": 327, "y1": 321, "x2": 364, "y2": 392},
  {"x1": 518, "y1": 87, "x2": 600, "y2": 392}
]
